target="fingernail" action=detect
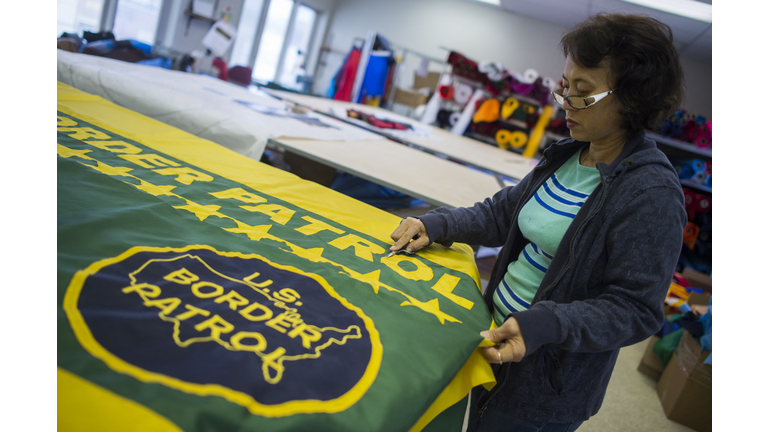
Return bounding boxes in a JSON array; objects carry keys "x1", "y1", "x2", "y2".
[
  {"x1": 406, "y1": 248, "x2": 412, "y2": 253},
  {"x1": 480, "y1": 331, "x2": 489, "y2": 339}
]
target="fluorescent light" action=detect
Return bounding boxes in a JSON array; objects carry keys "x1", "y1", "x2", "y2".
[
  {"x1": 474, "y1": 0, "x2": 501, "y2": 5},
  {"x1": 619, "y1": 0, "x2": 712, "y2": 23}
]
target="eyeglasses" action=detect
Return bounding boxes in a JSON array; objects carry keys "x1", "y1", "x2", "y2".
[{"x1": 551, "y1": 89, "x2": 614, "y2": 109}]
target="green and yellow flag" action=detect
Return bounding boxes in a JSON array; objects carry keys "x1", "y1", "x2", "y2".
[{"x1": 57, "y1": 82, "x2": 495, "y2": 432}]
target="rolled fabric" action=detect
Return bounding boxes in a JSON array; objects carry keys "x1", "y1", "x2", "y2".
[
  {"x1": 472, "y1": 98, "x2": 500, "y2": 123},
  {"x1": 436, "y1": 110, "x2": 453, "y2": 128},
  {"x1": 495, "y1": 129, "x2": 527, "y2": 150},
  {"x1": 501, "y1": 97, "x2": 520, "y2": 119},
  {"x1": 449, "y1": 111, "x2": 462, "y2": 126},
  {"x1": 696, "y1": 136, "x2": 711, "y2": 149},
  {"x1": 683, "y1": 222, "x2": 699, "y2": 250},
  {"x1": 495, "y1": 130, "x2": 511, "y2": 149},
  {"x1": 454, "y1": 83, "x2": 474, "y2": 104},
  {"x1": 450, "y1": 88, "x2": 485, "y2": 135},
  {"x1": 691, "y1": 171, "x2": 709, "y2": 185},
  {"x1": 523, "y1": 68, "x2": 539, "y2": 84},
  {"x1": 694, "y1": 194, "x2": 711, "y2": 213},
  {"x1": 691, "y1": 160, "x2": 707, "y2": 172},
  {"x1": 438, "y1": 84, "x2": 454, "y2": 100},
  {"x1": 542, "y1": 77, "x2": 556, "y2": 90},
  {"x1": 523, "y1": 105, "x2": 554, "y2": 158},
  {"x1": 683, "y1": 189, "x2": 697, "y2": 210}
]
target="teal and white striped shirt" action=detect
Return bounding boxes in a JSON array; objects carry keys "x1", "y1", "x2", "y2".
[{"x1": 492, "y1": 148, "x2": 601, "y2": 325}]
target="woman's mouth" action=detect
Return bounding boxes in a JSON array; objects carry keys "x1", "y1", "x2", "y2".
[{"x1": 566, "y1": 119, "x2": 579, "y2": 128}]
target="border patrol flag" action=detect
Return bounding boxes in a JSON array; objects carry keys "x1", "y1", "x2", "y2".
[{"x1": 57, "y1": 82, "x2": 494, "y2": 432}]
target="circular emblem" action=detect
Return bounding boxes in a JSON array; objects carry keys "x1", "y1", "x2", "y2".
[{"x1": 64, "y1": 245, "x2": 382, "y2": 416}]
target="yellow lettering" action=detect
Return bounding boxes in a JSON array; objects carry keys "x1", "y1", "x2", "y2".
[
  {"x1": 239, "y1": 301, "x2": 274, "y2": 322},
  {"x1": 242, "y1": 204, "x2": 295, "y2": 225},
  {"x1": 57, "y1": 116, "x2": 77, "y2": 127},
  {"x1": 57, "y1": 127, "x2": 111, "y2": 141},
  {"x1": 144, "y1": 297, "x2": 182, "y2": 315},
  {"x1": 266, "y1": 311, "x2": 301, "y2": 334},
  {"x1": 86, "y1": 140, "x2": 142, "y2": 154},
  {"x1": 287, "y1": 323, "x2": 322, "y2": 349},
  {"x1": 175, "y1": 304, "x2": 211, "y2": 321},
  {"x1": 120, "y1": 153, "x2": 182, "y2": 169},
  {"x1": 244, "y1": 272, "x2": 273, "y2": 288},
  {"x1": 294, "y1": 216, "x2": 345, "y2": 236},
  {"x1": 381, "y1": 254, "x2": 434, "y2": 281},
  {"x1": 262, "y1": 347, "x2": 287, "y2": 384},
  {"x1": 214, "y1": 290, "x2": 249, "y2": 310},
  {"x1": 194, "y1": 315, "x2": 234, "y2": 339},
  {"x1": 431, "y1": 274, "x2": 474, "y2": 310},
  {"x1": 154, "y1": 167, "x2": 213, "y2": 185},
  {"x1": 328, "y1": 234, "x2": 386, "y2": 262},
  {"x1": 191, "y1": 281, "x2": 224, "y2": 298},
  {"x1": 164, "y1": 268, "x2": 199, "y2": 285},
  {"x1": 122, "y1": 283, "x2": 161, "y2": 298},
  {"x1": 230, "y1": 331, "x2": 267, "y2": 352},
  {"x1": 210, "y1": 187, "x2": 267, "y2": 204},
  {"x1": 272, "y1": 288, "x2": 300, "y2": 303}
]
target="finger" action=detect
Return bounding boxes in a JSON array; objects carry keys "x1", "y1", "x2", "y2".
[
  {"x1": 405, "y1": 235, "x2": 429, "y2": 253},
  {"x1": 389, "y1": 219, "x2": 408, "y2": 242},
  {"x1": 391, "y1": 224, "x2": 423, "y2": 251},
  {"x1": 480, "y1": 328, "x2": 506, "y2": 344},
  {"x1": 480, "y1": 345, "x2": 505, "y2": 364}
]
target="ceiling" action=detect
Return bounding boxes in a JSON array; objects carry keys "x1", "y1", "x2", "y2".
[{"x1": 495, "y1": 0, "x2": 712, "y2": 63}]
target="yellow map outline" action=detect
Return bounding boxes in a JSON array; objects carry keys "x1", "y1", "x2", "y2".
[
  {"x1": 126, "y1": 253, "x2": 365, "y2": 385},
  {"x1": 63, "y1": 244, "x2": 383, "y2": 417}
]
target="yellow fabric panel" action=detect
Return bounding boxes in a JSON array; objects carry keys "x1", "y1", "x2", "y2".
[{"x1": 58, "y1": 367, "x2": 182, "y2": 432}]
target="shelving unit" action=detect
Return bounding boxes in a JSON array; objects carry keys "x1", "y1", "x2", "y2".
[{"x1": 431, "y1": 69, "x2": 556, "y2": 159}]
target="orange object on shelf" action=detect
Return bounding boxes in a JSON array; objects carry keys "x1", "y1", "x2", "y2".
[{"x1": 472, "y1": 98, "x2": 500, "y2": 123}]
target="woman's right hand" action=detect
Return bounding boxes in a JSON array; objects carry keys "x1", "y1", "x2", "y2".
[{"x1": 389, "y1": 217, "x2": 430, "y2": 253}]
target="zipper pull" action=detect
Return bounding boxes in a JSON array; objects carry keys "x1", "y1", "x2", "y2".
[{"x1": 478, "y1": 405, "x2": 488, "y2": 419}]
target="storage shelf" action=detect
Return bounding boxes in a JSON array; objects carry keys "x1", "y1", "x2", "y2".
[
  {"x1": 450, "y1": 75, "x2": 549, "y2": 107},
  {"x1": 679, "y1": 179, "x2": 711, "y2": 194},
  {"x1": 647, "y1": 131, "x2": 712, "y2": 159}
]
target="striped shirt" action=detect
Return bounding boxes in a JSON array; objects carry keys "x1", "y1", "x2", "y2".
[{"x1": 492, "y1": 148, "x2": 601, "y2": 325}]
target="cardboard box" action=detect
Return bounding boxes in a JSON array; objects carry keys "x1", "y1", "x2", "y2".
[
  {"x1": 656, "y1": 331, "x2": 712, "y2": 432},
  {"x1": 637, "y1": 335, "x2": 664, "y2": 381},
  {"x1": 681, "y1": 267, "x2": 712, "y2": 293},
  {"x1": 413, "y1": 71, "x2": 441, "y2": 91},
  {"x1": 393, "y1": 88, "x2": 429, "y2": 108}
]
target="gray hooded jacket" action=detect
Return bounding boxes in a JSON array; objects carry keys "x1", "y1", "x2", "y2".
[{"x1": 418, "y1": 131, "x2": 686, "y2": 422}]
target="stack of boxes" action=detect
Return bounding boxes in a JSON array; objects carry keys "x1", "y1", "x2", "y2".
[{"x1": 637, "y1": 268, "x2": 712, "y2": 432}]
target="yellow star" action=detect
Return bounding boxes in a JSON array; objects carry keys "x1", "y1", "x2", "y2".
[
  {"x1": 135, "y1": 180, "x2": 178, "y2": 197},
  {"x1": 286, "y1": 244, "x2": 326, "y2": 263},
  {"x1": 224, "y1": 220, "x2": 272, "y2": 241},
  {"x1": 350, "y1": 269, "x2": 383, "y2": 294},
  {"x1": 174, "y1": 200, "x2": 223, "y2": 221},
  {"x1": 89, "y1": 161, "x2": 135, "y2": 177},
  {"x1": 400, "y1": 296, "x2": 461, "y2": 325},
  {"x1": 57, "y1": 143, "x2": 94, "y2": 161}
]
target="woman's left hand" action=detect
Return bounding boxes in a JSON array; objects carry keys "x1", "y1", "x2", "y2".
[{"x1": 480, "y1": 317, "x2": 526, "y2": 364}]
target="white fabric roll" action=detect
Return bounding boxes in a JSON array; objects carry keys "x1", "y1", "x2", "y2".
[{"x1": 450, "y1": 88, "x2": 485, "y2": 136}]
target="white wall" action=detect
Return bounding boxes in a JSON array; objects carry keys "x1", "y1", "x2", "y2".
[{"x1": 315, "y1": 0, "x2": 712, "y2": 120}]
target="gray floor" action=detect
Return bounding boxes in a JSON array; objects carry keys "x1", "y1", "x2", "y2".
[{"x1": 578, "y1": 340, "x2": 695, "y2": 432}]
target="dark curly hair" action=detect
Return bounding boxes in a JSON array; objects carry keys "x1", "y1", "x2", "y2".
[{"x1": 560, "y1": 13, "x2": 685, "y2": 135}]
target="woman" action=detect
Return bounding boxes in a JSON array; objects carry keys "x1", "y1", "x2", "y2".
[{"x1": 390, "y1": 13, "x2": 687, "y2": 431}]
